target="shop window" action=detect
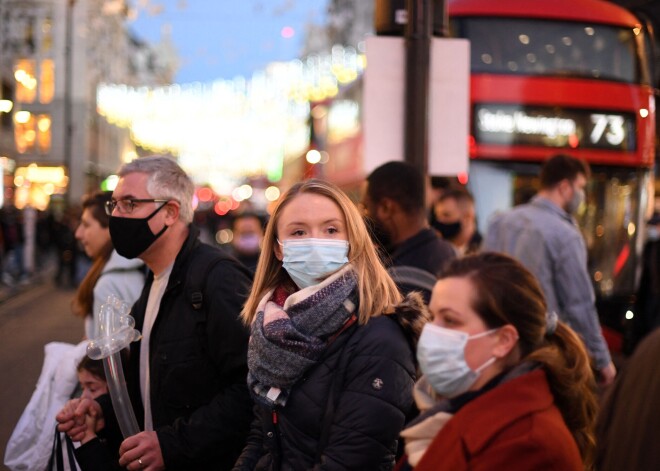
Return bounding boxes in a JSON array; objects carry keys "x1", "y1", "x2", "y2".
[
  {"x1": 36, "y1": 114, "x2": 51, "y2": 153},
  {"x1": 40, "y1": 60, "x2": 54, "y2": 104},
  {"x1": 14, "y1": 112, "x2": 51, "y2": 154},
  {"x1": 41, "y1": 17, "x2": 52, "y2": 53},
  {"x1": 14, "y1": 59, "x2": 36, "y2": 104}
]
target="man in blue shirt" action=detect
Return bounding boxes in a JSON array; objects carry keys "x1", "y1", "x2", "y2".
[{"x1": 484, "y1": 154, "x2": 616, "y2": 386}]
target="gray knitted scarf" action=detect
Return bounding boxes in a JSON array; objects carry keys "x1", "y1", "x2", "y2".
[{"x1": 247, "y1": 267, "x2": 358, "y2": 407}]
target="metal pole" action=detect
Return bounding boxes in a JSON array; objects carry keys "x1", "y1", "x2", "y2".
[
  {"x1": 63, "y1": 0, "x2": 75, "y2": 207},
  {"x1": 404, "y1": 0, "x2": 432, "y2": 175}
]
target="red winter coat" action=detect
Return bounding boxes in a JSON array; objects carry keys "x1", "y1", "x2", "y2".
[{"x1": 400, "y1": 369, "x2": 583, "y2": 471}]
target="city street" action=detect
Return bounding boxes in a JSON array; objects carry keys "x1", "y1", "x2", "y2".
[{"x1": 0, "y1": 282, "x2": 81, "y2": 470}]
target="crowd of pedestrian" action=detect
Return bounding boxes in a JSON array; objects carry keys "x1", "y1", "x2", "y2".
[{"x1": 4, "y1": 153, "x2": 659, "y2": 470}]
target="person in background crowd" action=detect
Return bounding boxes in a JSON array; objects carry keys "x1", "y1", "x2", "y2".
[
  {"x1": 427, "y1": 176, "x2": 452, "y2": 227},
  {"x1": 233, "y1": 179, "x2": 428, "y2": 470},
  {"x1": 596, "y1": 327, "x2": 660, "y2": 471},
  {"x1": 53, "y1": 206, "x2": 80, "y2": 288},
  {"x1": 0, "y1": 204, "x2": 26, "y2": 285},
  {"x1": 72, "y1": 191, "x2": 146, "y2": 339},
  {"x1": 432, "y1": 188, "x2": 481, "y2": 256},
  {"x1": 230, "y1": 212, "x2": 264, "y2": 273},
  {"x1": 57, "y1": 156, "x2": 254, "y2": 470},
  {"x1": 363, "y1": 161, "x2": 455, "y2": 302},
  {"x1": 484, "y1": 154, "x2": 616, "y2": 386},
  {"x1": 631, "y1": 212, "x2": 660, "y2": 351},
  {"x1": 397, "y1": 252, "x2": 598, "y2": 470}
]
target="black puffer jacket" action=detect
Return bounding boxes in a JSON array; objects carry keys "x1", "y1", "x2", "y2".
[{"x1": 233, "y1": 294, "x2": 428, "y2": 471}]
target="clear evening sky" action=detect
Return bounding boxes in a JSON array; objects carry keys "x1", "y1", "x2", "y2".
[{"x1": 128, "y1": 0, "x2": 329, "y2": 84}]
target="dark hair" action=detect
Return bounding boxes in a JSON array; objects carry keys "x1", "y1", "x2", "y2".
[
  {"x1": 439, "y1": 252, "x2": 598, "y2": 469},
  {"x1": 596, "y1": 328, "x2": 660, "y2": 470},
  {"x1": 232, "y1": 212, "x2": 264, "y2": 229},
  {"x1": 71, "y1": 191, "x2": 114, "y2": 318},
  {"x1": 539, "y1": 154, "x2": 590, "y2": 189},
  {"x1": 367, "y1": 161, "x2": 426, "y2": 213},
  {"x1": 77, "y1": 356, "x2": 106, "y2": 381},
  {"x1": 438, "y1": 187, "x2": 474, "y2": 205},
  {"x1": 430, "y1": 176, "x2": 452, "y2": 191}
]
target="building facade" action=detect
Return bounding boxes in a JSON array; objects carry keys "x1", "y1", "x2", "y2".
[{"x1": 0, "y1": 0, "x2": 175, "y2": 210}]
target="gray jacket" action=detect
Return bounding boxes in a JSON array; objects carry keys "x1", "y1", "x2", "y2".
[{"x1": 484, "y1": 196, "x2": 612, "y2": 369}]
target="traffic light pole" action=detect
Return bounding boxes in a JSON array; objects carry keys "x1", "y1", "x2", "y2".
[{"x1": 404, "y1": 0, "x2": 433, "y2": 175}]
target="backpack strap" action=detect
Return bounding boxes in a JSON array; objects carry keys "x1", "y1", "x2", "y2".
[{"x1": 185, "y1": 246, "x2": 233, "y2": 311}]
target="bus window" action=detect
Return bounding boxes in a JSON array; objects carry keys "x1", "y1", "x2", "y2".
[{"x1": 453, "y1": 18, "x2": 642, "y2": 84}]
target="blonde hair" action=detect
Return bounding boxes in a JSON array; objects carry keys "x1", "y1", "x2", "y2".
[{"x1": 241, "y1": 179, "x2": 402, "y2": 325}]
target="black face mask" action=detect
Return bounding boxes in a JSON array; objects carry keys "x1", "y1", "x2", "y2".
[
  {"x1": 432, "y1": 220, "x2": 462, "y2": 241},
  {"x1": 109, "y1": 203, "x2": 169, "y2": 259}
]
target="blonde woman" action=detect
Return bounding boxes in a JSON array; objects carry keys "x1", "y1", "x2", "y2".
[{"x1": 234, "y1": 179, "x2": 428, "y2": 470}]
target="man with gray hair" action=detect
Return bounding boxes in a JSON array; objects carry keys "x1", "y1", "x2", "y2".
[{"x1": 58, "y1": 156, "x2": 253, "y2": 469}]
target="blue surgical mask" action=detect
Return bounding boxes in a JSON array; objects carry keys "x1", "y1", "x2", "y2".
[
  {"x1": 417, "y1": 323, "x2": 498, "y2": 398},
  {"x1": 279, "y1": 238, "x2": 349, "y2": 289}
]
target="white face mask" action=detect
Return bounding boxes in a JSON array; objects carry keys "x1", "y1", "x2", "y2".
[
  {"x1": 417, "y1": 323, "x2": 498, "y2": 398},
  {"x1": 279, "y1": 238, "x2": 349, "y2": 289}
]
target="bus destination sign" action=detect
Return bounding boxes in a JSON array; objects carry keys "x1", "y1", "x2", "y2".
[{"x1": 474, "y1": 104, "x2": 636, "y2": 151}]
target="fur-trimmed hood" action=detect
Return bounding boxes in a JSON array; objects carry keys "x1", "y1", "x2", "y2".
[{"x1": 387, "y1": 291, "x2": 431, "y2": 354}]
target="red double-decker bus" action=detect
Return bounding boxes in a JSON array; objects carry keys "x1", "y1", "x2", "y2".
[{"x1": 448, "y1": 0, "x2": 656, "y2": 351}]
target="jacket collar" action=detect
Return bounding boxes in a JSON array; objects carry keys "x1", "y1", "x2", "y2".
[
  {"x1": 531, "y1": 195, "x2": 575, "y2": 225},
  {"x1": 455, "y1": 368, "x2": 554, "y2": 455},
  {"x1": 146, "y1": 224, "x2": 200, "y2": 288}
]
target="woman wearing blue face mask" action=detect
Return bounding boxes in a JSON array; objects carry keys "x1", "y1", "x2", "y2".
[
  {"x1": 233, "y1": 179, "x2": 429, "y2": 471},
  {"x1": 396, "y1": 252, "x2": 598, "y2": 471}
]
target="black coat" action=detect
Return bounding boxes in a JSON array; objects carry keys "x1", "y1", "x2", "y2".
[
  {"x1": 389, "y1": 228, "x2": 455, "y2": 277},
  {"x1": 233, "y1": 294, "x2": 427, "y2": 471},
  {"x1": 388, "y1": 228, "x2": 455, "y2": 303},
  {"x1": 126, "y1": 227, "x2": 254, "y2": 469}
]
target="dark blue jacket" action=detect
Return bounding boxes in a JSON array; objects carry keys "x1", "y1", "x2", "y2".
[{"x1": 233, "y1": 295, "x2": 427, "y2": 471}]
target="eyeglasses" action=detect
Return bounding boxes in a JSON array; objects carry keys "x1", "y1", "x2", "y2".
[{"x1": 105, "y1": 198, "x2": 170, "y2": 216}]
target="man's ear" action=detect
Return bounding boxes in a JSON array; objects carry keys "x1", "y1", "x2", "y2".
[
  {"x1": 377, "y1": 197, "x2": 397, "y2": 219},
  {"x1": 492, "y1": 324, "x2": 520, "y2": 359},
  {"x1": 558, "y1": 178, "x2": 573, "y2": 198},
  {"x1": 164, "y1": 201, "x2": 180, "y2": 224}
]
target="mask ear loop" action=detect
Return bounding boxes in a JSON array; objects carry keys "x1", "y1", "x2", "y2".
[
  {"x1": 469, "y1": 326, "x2": 519, "y2": 373},
  {"x1": 474, "y1": 356, "x2": 497, "y2": 373}
]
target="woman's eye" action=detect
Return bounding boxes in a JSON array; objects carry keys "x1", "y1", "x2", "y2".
[
  {"x1": 292, "y1": 230, "x2": 305, "y2": 236},
  {"x1": 327, "y1": 227, "x2": 339, "y2": 234}
]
